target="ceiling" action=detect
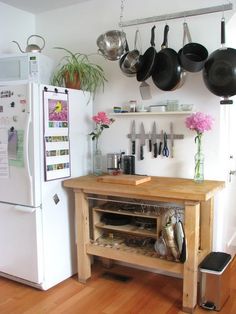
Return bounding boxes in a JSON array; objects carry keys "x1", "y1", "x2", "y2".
[{"x1": 0, "y1": 0, "x2": 91, "y2": 14}]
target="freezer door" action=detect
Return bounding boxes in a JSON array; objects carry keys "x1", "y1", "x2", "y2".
[
  {"x1": 0, "y1": 83, "x2": 41, "y2": 207},
  {"x1": 0, "y1": 202, "x2": 44, "y2": 284}
]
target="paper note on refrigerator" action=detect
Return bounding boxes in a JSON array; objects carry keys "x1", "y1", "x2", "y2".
[
  {"x1": 0, "y1": 128, "x2": 9, "y2": 178},
  {"x1": 8, "y1": 129, "x2": 18, "y2": 159},
  {"x1": 9, "y1": 130, "x2": 24, "y2": 168}
]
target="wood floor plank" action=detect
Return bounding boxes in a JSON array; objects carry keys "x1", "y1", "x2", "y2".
[{"x1": 0, "y1": 257, "x2": 235, "y2": 314}]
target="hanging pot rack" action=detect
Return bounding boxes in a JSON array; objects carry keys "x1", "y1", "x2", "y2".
[{"x1": 119, "y1": 3, "x2": 233, "y2": 28}]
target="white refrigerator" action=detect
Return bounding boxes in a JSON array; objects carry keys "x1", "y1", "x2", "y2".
[{"x1": 0, "y1": 82, "x2": 92, "y2": 289}]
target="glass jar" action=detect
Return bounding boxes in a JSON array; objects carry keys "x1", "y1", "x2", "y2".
[
  {"x1": 194, "y1": 133, "x2": 204, "y2": 183},
  {"x1": 93, "y1": 148, "x2": 102, "y2": 176},
  {"x1": 194, "y1": 151, "x2": 204, "y2": 183}
]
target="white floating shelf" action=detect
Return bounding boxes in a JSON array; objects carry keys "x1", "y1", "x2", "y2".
[{"x1": 109, "y1": 111, "x2": 193, "y2": 116}]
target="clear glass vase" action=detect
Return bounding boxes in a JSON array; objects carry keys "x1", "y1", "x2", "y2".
[
  {"x1": 93, "y1": 141, "x2": 102, "y2": 175},
  {"x1": 194, "y1": 134, "x2": 204, "y2": 183}
]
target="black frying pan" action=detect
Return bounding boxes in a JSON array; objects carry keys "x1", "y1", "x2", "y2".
[
  {"x1": 203, "y1": 18, "x2": 236, "y2": 104},
  {"x1": 152, "y1": 25, "x2": 183, "y2": 91},
  {"x1": 137, "y1": 26, "x2": 157, "y2": 82}
]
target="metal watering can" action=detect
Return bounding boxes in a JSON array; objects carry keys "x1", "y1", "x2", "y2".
[{"x1": 12, "y1": 35, "x2": 45, "y2": 53}]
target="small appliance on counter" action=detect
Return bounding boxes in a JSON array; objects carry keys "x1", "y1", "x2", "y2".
[
  {"x1": 122, "y1": 155, "x2": 135, "y2": 174},
  {"x1": 107, "y1": 153, "x2": 123, "y2": 175},
  {"x1": 107, "y1": 153, "x2": 135, "y2": 175}
]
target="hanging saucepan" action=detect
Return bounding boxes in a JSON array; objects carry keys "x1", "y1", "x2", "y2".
[
  {"x1": 203, "y1": 18, "x2": 236, "y2": 104},
  {"x1": 96, "y1": 30, "x2": 126, "y2": 61},
  {"x1": 180, "y1": 22, "x2": 208, "y2": 72},
  {"x1": 120, "y1": 29, "x2": 142, "y2": 76},
  {"x1": 152, "y1": 24, "x2": 184, "y2": 91},
  {"x1": 119, "y1": 40, "x2": 135, "y2": 77},
  {"x1": 137, "y1": 26, "x2": 157, "y2": 82}
]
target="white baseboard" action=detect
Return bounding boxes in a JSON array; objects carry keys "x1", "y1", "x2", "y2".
[
  {"x1": 227, "y1": 232, "x2": 236, "y2": 257},
  {"x1": 227, "y1": 231, "x2": 236, "y2": 247}
]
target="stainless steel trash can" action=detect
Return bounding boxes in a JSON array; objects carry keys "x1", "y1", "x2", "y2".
[{"x1": 199, "y1": 252, "x2": 232, "y2": 311}]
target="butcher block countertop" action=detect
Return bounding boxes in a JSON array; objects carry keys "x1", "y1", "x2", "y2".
[{"x1": 63, "y1": 175, "x2": 225, "y2": 202}]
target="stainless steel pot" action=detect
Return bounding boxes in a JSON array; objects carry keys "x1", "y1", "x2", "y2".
[
  {"x1": 97, "y1": 30, "x2": 126, "y2": 61},
  {"x1": 120, "y1": 30, "x2": 142, "y2": 76}
]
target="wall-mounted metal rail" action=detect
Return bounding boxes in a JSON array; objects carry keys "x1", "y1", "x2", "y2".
[{"x1": 119, "y1": 3, "x2": 233, "y2": 27}]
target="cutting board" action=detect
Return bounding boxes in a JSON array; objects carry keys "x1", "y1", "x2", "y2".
[{"x1": 97, "y1": 175, "x2": 151, "y2": 185}]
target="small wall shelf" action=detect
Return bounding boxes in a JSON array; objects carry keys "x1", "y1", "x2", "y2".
[{"x1": 109, "y1": 111, "x2": 193, "y2": 116}]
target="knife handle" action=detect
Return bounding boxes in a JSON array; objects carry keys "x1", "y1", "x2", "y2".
[
  {"x1": 140, "y1": 145, "x2": 144, "y2": 160},
  {"x1": 149, "y1": 139, "x2": 152, "y2": 152},
  {"x1": 153, "y1": 143, "x2": 158, "y2": 158},
  {"x1": 158, "y1": 142, "x2": 162, "y2": 155},
  {"x1": 132, "y1": 141, "x2": 136, "y2": 155}
]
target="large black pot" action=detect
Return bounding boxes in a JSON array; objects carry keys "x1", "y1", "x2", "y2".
[
  {"x1": 180, "y1": 22, "x2": 208, "y2": 73},
  {"x1": 203, "y1": 18, "x2": 236, "y2": 104}
]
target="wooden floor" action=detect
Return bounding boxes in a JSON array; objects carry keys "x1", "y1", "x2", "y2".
[{"x1": 0, "y1": 257, "x2": 235, "y2": 314}]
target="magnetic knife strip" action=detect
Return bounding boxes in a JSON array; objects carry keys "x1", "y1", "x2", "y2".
[{"x1": 127, "y1": 133, "x2": 184, "y2": 140}]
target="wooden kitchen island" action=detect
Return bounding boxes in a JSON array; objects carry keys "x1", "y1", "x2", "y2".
[{"x1": 63, "y1": 175, "x2": 225, "y2": 313}]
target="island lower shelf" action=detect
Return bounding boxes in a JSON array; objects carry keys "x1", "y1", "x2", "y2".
[{"x1": 86, "y1": 242, "x2": 183, "y2": 276}]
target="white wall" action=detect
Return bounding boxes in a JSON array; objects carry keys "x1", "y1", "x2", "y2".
[
  {"x1": 0, "y1": 3, "x2": 35, "y2": 53},
  {"x1": 34, "y1": 0, "x2": 234, "y2": 179},
  {"x1": 1, "y1": 0, "x2": 235, "y2": 252}
]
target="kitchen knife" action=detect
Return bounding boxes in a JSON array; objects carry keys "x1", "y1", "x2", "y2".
[
  {"x1": 151, "y1": 122, "x2": 158, "y2": 158},
  {"x1": 170, "y1": 122, "x2": 174, "y2": 158},
  {"x1": 158, "y1": 130, "x2": 164, "y2": 155},
  {"x1": 131, "y1": 120, "x2": 136, "y2": 155},
  {"x1": 140, "y1": 122, "x2": 146, "y2": 160},
  {"x1": 148, "y1": 132, "x2": 152, "y2": 152}
]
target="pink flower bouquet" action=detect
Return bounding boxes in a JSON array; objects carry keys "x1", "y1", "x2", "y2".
[
  {"x1": 89, "y1": 111, "x2": 114, "y2": 148},
  {"x1": 185, "y1": 112, "x2": 214, "y2": 135}
]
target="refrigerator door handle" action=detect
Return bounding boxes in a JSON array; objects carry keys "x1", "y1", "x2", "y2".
[
  {"x1": 13, "y1": 205, "x2": 36, "y2": 213},
  {"x1": 24, "y1": 112, "x2": 33, "y2": 204}
]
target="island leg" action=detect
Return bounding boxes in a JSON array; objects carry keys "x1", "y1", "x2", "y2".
[
  {"x1": 74, "y1": 189, "x2": 91, "y2": 283},
  {"x1": 182, "y1": 201, "x2": 200, "y2": 313},
  {"x1": 200, "y1": 198, "x2": 214, "y2": 253}
]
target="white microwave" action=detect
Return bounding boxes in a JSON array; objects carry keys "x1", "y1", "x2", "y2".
[{"x1": 0, "y1": 53, "x2": 54, "y2": 84}]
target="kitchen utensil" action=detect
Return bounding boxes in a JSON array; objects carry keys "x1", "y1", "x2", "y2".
[
  {"x1": 203, "y1": 18, "x2": 236, "y2": 104},
  {"x1": 151, "y1": 122, "x2": 158, "y2": 158},
  {"x1": 139, "y1": 81, "x2": 152, "y2": 100},
  {"x1": 101, "y1": 213, "x2": 131, "y2": 225},
  {"x1": 119, "y1": 40, "x2": 135, "y2": 77},
  {"x1": 152, "y1": 25, "x2": 184, "y2": 91},
  {"x1": 162, "y1": 132, "x2": 169, "y2": 157},
  {"x1": 158, "y1": 130, "x2": 163, "y2": 156},
  {"x1": 97, "y1": 174, "x2": 151, "y2": 185},
  {"x1": 179, "y1": 22, "x2": 208, "y2": 72},
  {"x1": 12, "y1": 35, "x2": 45, "y2": 53},
  {"x1": 122, "y1": 155, "x2": 135, "y2": 175},
  {"x1": 131, "y1": 120, "x2": 136, "y2": 155},
  {"x1": 154, "y1": 235, "x2": 168, "y2": 257},
  {"x1": 96, "y1": 30, "x2": 126, "y2": 61},
  {"x1": 140, "y1": 123, "x2": 146, "y2": 160},
  {"x1": 137, "y1": 26, "x2": 157, "y2": 82},
  {"x1": 120, "y1": 30, "x2": 142, "y2": 76},
  {"x1": 107, "y1": 153, "x2": 122, "y2": 174},
  {"x1": 162, "y1": 223, "x2": 180, "y2": 260},
  {"x1": 174, "y1": 219, "x2": 184, "y2": 255},
  {"x1": 148, "y1": 132, "x2": 152, "y2": 152},
  {"x1": 175, "y1": 219, "x2": 186, "y2": 263},
  {"x1": 170, "y1": 122, "x2": 174, "y2": 158}
]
